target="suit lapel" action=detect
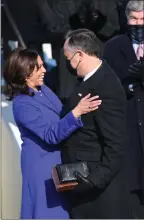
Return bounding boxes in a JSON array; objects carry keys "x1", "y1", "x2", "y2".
[
  {"x1": 62, "y1": 64, "x2": 105, "y2": 116},
  {"x1": 120, "y1": 35, "x2": 137, "y2": 64},
  {"x1": 42, "y1": 85, "x2": 62, "y2": 112},
  {"x1": 72, "y1": 63, "x2": 105, "y2": 101}
]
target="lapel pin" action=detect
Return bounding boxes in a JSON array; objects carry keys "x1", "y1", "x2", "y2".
[{"x1": 78, "y1": 93, "x2": 82, "y2": 97}]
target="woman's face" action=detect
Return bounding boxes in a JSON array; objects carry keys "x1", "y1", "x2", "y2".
[{"x1": 26, "y1": 56, "x2": 46, "y2": 89}]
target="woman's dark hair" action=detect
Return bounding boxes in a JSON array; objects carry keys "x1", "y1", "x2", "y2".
[{"x1": 3, "y1": 48, "x2": 39, "y2": 100}]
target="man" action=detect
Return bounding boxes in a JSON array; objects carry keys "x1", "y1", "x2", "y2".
[
  {"x1": 103, "y1": 0, "x2": 144, "y2": 218},
  {"x1": 61, "y1": 29, "x2": 130, "y2": 218},
  {"x1": 57, "y1": 0, "x2": 122, "y2": 102}
]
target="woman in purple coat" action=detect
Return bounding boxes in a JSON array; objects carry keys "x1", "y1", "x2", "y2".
[{"x1": 3, "y1": 48, "x2": 101, "y2": 219}]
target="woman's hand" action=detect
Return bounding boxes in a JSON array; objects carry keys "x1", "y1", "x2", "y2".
[{"x1": 72, "y1": 93, "x2": 102, "y2": 118}]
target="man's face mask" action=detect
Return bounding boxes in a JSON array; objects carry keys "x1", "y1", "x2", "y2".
[
  {"x1": 66, "y1": 52, "x2": 81, "y2": 76},
  {"x1": 127, "y1": 24, "x2": 144, "y2": 43},
  {"x1": 66, "y1": 59, "x2": 77, "y2": 75}
]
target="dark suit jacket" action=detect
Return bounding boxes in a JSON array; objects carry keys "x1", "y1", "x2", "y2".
[
  {"x1": 103, "y1": 34, "x2": 144, "y2": 191},
  {"x1": 61, "y1": 61, "x2": 130, "y2": 218}
]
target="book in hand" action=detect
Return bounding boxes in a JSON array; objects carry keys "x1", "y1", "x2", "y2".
[{"x1": 52, "y1": 162, "x2": 89, "y2": 192}]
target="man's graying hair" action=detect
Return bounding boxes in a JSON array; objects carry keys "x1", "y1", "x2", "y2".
[
  {"x1": 65, "y1": 29, "x2": 101, "y2": 57},
  {"x1": 125, "y1": 0, "x2": 144, "y2": 19}
]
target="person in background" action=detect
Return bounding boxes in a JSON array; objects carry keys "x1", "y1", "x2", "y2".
[
  {"x1": 57, "y1": 0, "x2": 122, "y2": 102},
  {"x1": 61, "y1": 29, "x2": 130, "y2": 218},
  {"x1": 103, "y1": 0, "x2": 144, "y2": 218},
  {"x1": 33, "y1": 0, "x2": 122, "y2": 103},
  {"x1": 3, "y1": 48, "x2": 101, "y2": 219},
  {"x1": 87, "y1": 0, "x2": 120, "y2": 46},
  {"x1": 117, "y1": 0, "x2": 129, "y2": 33}
]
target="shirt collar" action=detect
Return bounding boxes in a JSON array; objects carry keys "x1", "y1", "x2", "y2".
[
  {"x1": 132, "y1": 41, "x2": 144, "y2": 54},
  {"x1": 83, "y1": 60, "x2": 102, "y2": 82}
]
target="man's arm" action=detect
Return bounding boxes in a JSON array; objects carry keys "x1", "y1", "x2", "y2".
[
  {"x1": 88, "y1": 89, "x2": 127, "y2": 189},
  {"x1": 74, "y1": 87, "x2": 127, "y2": 192},
  {"x1": 73, "y1": 80, "x2": 127, "y2": 192}
]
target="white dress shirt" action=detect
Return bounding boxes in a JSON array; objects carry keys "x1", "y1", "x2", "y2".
[{"x1": 83, "y1": 60, "x2": 102, "y2": 82}]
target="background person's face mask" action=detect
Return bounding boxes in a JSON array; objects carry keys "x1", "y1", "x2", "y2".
[{"x1": 127, "y1": 24, "x2": 144, "y2": 43}]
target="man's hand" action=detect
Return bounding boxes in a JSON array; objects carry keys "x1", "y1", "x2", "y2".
[
  {"x1": 73, "y1": 171, "x2": 95, "y2": 193},
  {"x1": 129, "y1": 57, "x2": 144, "y2": 82}
]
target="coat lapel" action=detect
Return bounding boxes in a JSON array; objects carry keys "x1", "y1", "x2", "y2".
[
  {"x1": 33, "y1": 86, "x2": 62, "y2": 115},
  {"x1": 120, "y1": 35, "x2": 137, "y2": 64}
]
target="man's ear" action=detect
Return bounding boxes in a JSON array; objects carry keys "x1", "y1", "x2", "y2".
[{"x1": 77, "y1": 50, "x2": 84, "y2": 61}]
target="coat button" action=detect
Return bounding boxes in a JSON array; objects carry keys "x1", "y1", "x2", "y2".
[
  {"x1": 138, "y1": 122, "x2": 142, "y2": 126},
  {"x1": 137, "y1": 98, "x2": 140, "y2": 102}
]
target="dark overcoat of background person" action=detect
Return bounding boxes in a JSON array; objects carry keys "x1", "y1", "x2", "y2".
[{"x1": 103, "y1": 34, "x2": 144, "y2": 193}]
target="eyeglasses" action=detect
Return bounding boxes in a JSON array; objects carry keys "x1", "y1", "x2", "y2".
[{"x1": 69, "y1": 52, "x2": 78, "y2": 61}]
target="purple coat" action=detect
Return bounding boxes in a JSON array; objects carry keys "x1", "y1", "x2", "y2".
[{"x1": 13, "y1": 85, "x2": 82, "y2": 219}]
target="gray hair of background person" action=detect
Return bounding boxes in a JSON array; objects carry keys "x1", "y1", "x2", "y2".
[
  {"x1": 65, "y1": 29, "x2": 101, "y2": 58},
  {"x1": 125, "y1": 0, "x2": 144, "y2": 19}
]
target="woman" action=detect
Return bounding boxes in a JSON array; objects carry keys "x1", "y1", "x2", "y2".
[{"x1": 3, "y1": 48, "x2": 101, "y2": 219}]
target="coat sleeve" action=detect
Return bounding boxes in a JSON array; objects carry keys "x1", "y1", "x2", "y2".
[
  {"x1": 14, "y1": 102, "x2": 83, "y2": 145},
  {"x1": 88, "y1": 89, "x2": 127, "y2": 189}
]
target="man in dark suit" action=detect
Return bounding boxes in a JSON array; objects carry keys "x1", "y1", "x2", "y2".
[
  {"x1": 60, "y1": 29, "x2": 131, "y2": 218},
  {"x1": 103, "y1": 0, "x2": 144, "y2": 218},
  {"x1": 57, "y1": 0, "x2": 122, "y2": 102}
]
